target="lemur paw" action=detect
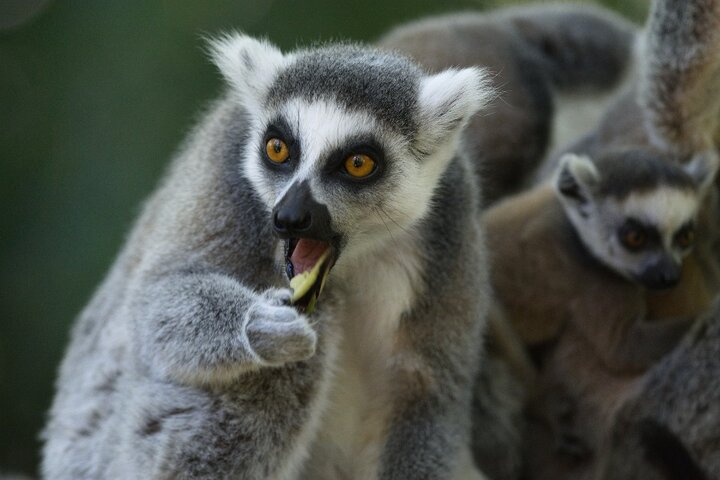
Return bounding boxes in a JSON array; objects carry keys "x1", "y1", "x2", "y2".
[{"x1": 245, "y1": 288, "x2": 317, "y2": 365}]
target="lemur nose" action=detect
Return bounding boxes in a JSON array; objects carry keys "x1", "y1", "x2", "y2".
[
  {"x1": 639, "y1": 258, "x2": 681, "y2": 290},
  {"x1": 273, "y1": 209, "x2": 312, "y2": 233},
  {"x1": 271, "y1": 180, "x2": 333, "y2": 239},
  {"x1": 657, "y1": 270, "x2": 680, "y2": 289}
]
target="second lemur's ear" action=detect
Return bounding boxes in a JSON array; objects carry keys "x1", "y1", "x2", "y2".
[
  {"x1": 684, "y1": 150, "x2": 720, "y2": 194},
  {"x1": 209, "y1": 33, "x2": 287, "y2": 109},
  {"x1": 555, "y1": 153, "x2": 601, "y2": 206},
  {"x1": 415, "y1": 67, "x2": 493, "y2": 155}
]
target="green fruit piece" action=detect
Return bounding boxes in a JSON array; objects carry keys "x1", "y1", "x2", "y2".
[{"x1": 290, "y1": 249, "x2": 331, "y2": 304}]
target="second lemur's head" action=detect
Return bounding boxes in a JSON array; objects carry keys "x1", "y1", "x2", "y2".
[
  {"x1": 555, "y1": 148, "x2": 718, "y2": 290},
  {"x1": 210, "y1": 34, "x2": 491, "y2": 302}
]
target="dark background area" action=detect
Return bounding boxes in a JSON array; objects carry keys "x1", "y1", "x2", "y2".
[{"x1": 0, "y1": 0, "x2": 647, "y2": 475}]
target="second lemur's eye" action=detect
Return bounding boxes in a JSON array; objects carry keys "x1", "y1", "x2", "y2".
[
  {"x1": 266, "y1": 138, "x2": 289, "y2": 163},
  {"x1": 344, "y1": 154, "x2": 376, "y2": 178},
  {"x1": 675, "y1": 227, "x2": 695, "y2": 249},
  {"x1": 621, "y1": 228, "x2": 646, "y2": 250}
]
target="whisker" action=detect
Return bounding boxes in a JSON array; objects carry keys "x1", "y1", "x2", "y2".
[
  {"x1": 374, "y1": 206, "x2": 400, "y2": 248},
  {"x1": 378, "y1": 204, "x2": 414, "y2": 236}
]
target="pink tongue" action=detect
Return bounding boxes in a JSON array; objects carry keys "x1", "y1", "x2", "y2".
[{"x1": 291, "y1": 239, "x2": 329, "y2": 275}]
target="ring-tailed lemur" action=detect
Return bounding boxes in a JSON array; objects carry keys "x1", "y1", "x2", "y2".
[
  {"x1": 484, "y1": 149, "x2": 719, "y2": 480},
  {"x1": 379, "y1": 3, "x2": 636, "y2": 206},
  {"x1": 41, "y1": 34, "x2": 494, "y2": 479},
  {"x1": 486, "y1": 0, "x2": 720, "y2": 478}
]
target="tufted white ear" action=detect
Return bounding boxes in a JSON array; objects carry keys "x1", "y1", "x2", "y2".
[
  {"x1": 684, "y1": 150, "x2": 720, "y2": 194},
  {"x1": 415, "y1": 67, "x2": 493, "y2": 155},
  {"x1": 555, "y1": 153, "x2": 601, "y2": 207},
  {"x1": 208, "y1": 32, "x2": 287, "y2": 109}
]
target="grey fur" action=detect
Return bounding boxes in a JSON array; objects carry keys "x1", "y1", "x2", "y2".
[
  {"x1": 555, "y1": 148, "x2": 716, "y2": 290},
  {"x1": 470, "y1": 332, "x2": 528, "y2": 480},
  {"x1": 544, "y1": 0, "x2": 720, "y2": 173},
  {"x1": 42, "y1": 35, "x2": 492, "y2": 479},
  {"x1": 597, "y1": 301, "x2": 720, "y2": 480},
  {"x1": 379, "y1": 5, "x2": 638, "y2": 479},
  {"x1": 640, "y1": 0, "x2": 720, "y2": 152},
  {"x1": 379, "y1": 3, "x2": 636, "y2": 205},
  {"x1": 542, "y1": 0, "x2": 720, "y2": 286},
  {"x1": 519, "y1": 1, "x2": 720, "y2": 478},
  {"x1": 589, "y1": 149, "x2": 698, "y2": 198},
  {"x1": 268, "y1": 45, "x2": 420, "y2": 138}
]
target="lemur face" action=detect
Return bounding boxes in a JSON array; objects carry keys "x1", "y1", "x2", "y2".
[
  {"x1": 210, "y1": 34, "x2": 490, "y2": 299},
  {"x1": 593, "y1": 189, "x2": 699, "y2": 289},
  {"x1": 253, "y1": 98, "x2": 424, "y2": 274},
  {"x1": 556, "y1": 150, "x2": 718, "y2": 290}
]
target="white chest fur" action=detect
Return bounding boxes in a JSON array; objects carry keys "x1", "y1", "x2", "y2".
[{"x1": 304, "y1": 237, "x2": 425, "y2": 480}]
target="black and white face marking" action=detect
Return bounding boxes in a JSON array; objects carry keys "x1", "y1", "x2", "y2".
[
  {"x1": 606, "y1": 189, "x2": 701, "y2": 289},
  {"x1": 246, "y1": 98, "x2": 423, "y2": 263},
  {"x1": 210, "y1": 33, "x2": 492, "y2": 288},
  {"x1": 555, "y1": 152, "x2": 717, "y2": 290}
]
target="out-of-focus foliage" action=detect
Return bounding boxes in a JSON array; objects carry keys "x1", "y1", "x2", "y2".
[{"x1": 0, "y1": 0, "x2": 647, "y2": 475}]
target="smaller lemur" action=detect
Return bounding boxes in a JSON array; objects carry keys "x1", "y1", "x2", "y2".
[
  {"x1": 486, "y1": 149, "x2": 718, "y2": 363},
  {"x1": 483, "y1": 149, "x2": 719, "y2": 480}
]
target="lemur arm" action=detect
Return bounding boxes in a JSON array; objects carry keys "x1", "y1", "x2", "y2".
[
  {"x1": 130, "y1": 270, "x2": 316, "y2": 386},
  {"x1": 569, "y1": 285, "x2": 693, "y2": 373}
]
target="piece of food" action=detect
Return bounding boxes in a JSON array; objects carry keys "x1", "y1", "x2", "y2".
[{"x1": 290, "y1": 248, "x2": 332, "y2": 313}]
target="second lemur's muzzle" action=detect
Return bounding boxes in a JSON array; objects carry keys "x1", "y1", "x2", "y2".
[{"x1": 638, "y1": 256, "x2": 681, "y2": 290}]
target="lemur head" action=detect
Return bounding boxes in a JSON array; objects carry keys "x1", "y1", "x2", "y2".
[
  {"x1": 555, "y1": 148, "x2": 718, "y2": 290},
  {"x1": 210, "y1": 34, "x2": 491, "y2": 301}
]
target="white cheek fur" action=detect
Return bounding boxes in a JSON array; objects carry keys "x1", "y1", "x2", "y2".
[{"x1": 242, "y1": 96, "x2": 464, "y2": 262}]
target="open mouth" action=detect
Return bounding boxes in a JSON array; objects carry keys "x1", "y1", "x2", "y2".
[{"x1": 286, "y1": 238, "x2": 336, "y2": 313}]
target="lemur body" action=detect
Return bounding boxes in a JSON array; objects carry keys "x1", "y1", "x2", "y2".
[
  {"x1": 484, "y1": 151, "x2": 719, "y2": 480},
  {"x1": 42, "y1": 36, "x2": 493, "y2": 479},
  {"x1": 379, "y1": 4, "x2": 636, "y2": 206},
  {"x1": 486, "y1": 1, "x2": 720, "y2": 478}
]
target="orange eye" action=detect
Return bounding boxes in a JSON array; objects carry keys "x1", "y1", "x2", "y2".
[
  {"x1": 622, "y1": 229, "x2": 646, "y2": 249},
  {"x1": 266, "y1": 138, "x2": 289, "y2": 163},
  {"x1": 344, "y1": 154, "x2": 375, "y2": 178},
  {"x1": 676, "y1": 229, "x2": 695, "y2": 249}
]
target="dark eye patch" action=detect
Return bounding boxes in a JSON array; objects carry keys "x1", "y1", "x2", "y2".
[
  {"x1": 617, "y1": 217, "x2": 661, "y2": 251},
  {"x1": 321, "y1": 136, "x2": 386, "y2": 185},
  {"x1": 673, "y1": 221, "x2": 696, "y2": 249},
  {"x1": 260, "y1": 116, "x2": 300, "y2": 171}
]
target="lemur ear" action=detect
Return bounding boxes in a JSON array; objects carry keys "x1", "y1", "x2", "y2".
[
  {"x1": 555, "y1": 153, "x2": 600, "y2": 205},
  {"x1": 684, "y1": 150, "x2": 720, "y2": 193},
  {"x1": 209, "y1": 33, "x2": 287, "y2": 109},
  {"x1": 415, "y1": 67, "x2": 493, "y2": 154}
]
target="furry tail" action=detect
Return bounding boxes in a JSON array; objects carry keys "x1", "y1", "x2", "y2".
[
  {"x1": 640, "y1": 0, "x2": 720, "y2": 152},
  {"x1": 638, "y1": 418, "x2": 708, "y2": 480},
  {"x1": 378, "y1": 3, "x2": 637, "y2": 205},
  {"x1": 503, "y1": 3, "x2": 636, "y2": 93}
]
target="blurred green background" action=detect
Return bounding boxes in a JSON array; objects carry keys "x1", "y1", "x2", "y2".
[{"x1": 0, "y1": 0, "x2": 647, "y2": 475}]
